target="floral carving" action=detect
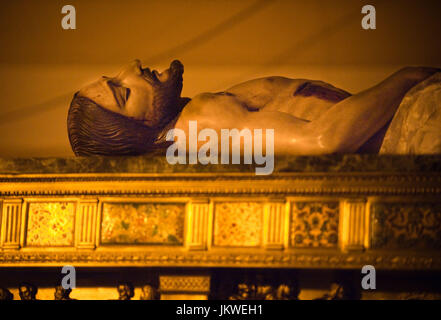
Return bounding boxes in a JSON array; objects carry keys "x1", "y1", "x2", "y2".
[
  {"x1": 371, "y1": 202, "x2": 441, "y2": 249},
  {"x1": 290, "y1": 202, "x2": 339, "y2": 247}
]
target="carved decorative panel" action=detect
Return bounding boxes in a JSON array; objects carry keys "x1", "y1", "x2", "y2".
[
  {"x1": 77, "y1": 200, "x2": 99, "y2": 249},
  {"x1": 101, "y1": 203, "x2": 185, "y2": 245},
  {"x1": 290, "y1": 201, "x2": 339, "y2": 248},
  {"x1": 264, "y1": 201, "x2": 286, "y2": 249},
  {"x1": 160, "y1": 275, "x2": 210, "y2": 300},
  {"x1": 187, "y1": 200, "x2": 210, "y2": 250},
  {"x1": 1, "y1": 200, "x2": 22, "y2": 250},
  {"x1": 213, "y1": 202, "x2": 263, "y2": 247},
  {"x1": 341, "y1": 200, "x2": 368, "y2": 251},
  {"x1": 26, "y1": 202, "x2": 75, "y2": 247},
  {"x1": 160, "y1": 275, "x2": 211, "y2": 292},
  {"x1": 371, "y1": 202, "x2": 441, "y2": 249}
]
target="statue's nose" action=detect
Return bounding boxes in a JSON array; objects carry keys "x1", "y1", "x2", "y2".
[
  {"x1": 118, "y1": 59, "x2": 142, "y2": 78},
  {"x1": 132, "y1": 59, "x2": 142, "y2": 69}
]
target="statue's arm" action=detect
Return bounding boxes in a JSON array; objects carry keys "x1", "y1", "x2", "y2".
[
  {"x1": 180, "y1": 68, "x2": 438, "y2": 155},
  {"x1": 180, "y1": 92, "x2": 322, "y2": 155},
  {"x1": 306, "y1": 67, "x2": 441, "y2": 153}
]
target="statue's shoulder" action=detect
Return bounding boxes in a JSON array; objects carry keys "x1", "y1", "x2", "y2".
[{"x1": 185, "y1": 92, "x2": 245, "y2": 114}]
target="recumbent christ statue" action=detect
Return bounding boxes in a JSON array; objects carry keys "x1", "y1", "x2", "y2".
[{"x1": 67, "y1": 59, "x2": 441, "y2": 157}]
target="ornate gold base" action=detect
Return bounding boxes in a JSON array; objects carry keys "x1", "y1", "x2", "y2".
[{"x1": 0, "y1": 155, "x2": 440, "y2": 299}]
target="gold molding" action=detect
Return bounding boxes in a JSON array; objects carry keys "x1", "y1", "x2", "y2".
[
  {"x1": 0, "y1": 250, "x2": 439, "y2": 270},
  {"x1": 0, "y1": 172, "x2": 440, "y2": 197}
]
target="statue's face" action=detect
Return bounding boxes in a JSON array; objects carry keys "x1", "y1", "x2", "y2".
[
  {"x1": 117, "y1": 283, "x2": 134, "y2": 299},
  {"x1": 141, "y1": 285, "x2": 154, "y2": 299},
  {"x1": 79, "y1": 59, "x2": 184, "y2": 121},
  {"x1": 54, "y1": 286, "x2": 69, "y2": 300},
  {"x1": 19, "y1": 285, "x2": 33, "y2": 300},
  {"x1": 277, "y1": 284, "x2": 290, "y2": 297},
  {"x1": 237, "y1": 283, "x2": 249, "y2": 297}
]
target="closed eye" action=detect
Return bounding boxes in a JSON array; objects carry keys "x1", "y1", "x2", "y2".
[
  {"x1": 124, "y1": 87, "x2": 131, "y2": 101},
  {"x1": 107, "y1": 81, "x2": 131, "y2": 108}
]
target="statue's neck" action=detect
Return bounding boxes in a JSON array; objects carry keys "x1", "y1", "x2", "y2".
[
  {"x1": 179, "y1": 97, "x2": 191, "y2": 110},
  {"x1": 158, "y1": 97, "x2": 191, "y2": 133},
  {"x1": 171, "y1": 97, "x2": 191, "y2": 126},
  {"x1": 149, "y1": 97, "x2": 191, "y2": 152}
]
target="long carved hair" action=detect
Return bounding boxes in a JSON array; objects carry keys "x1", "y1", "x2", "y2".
[
  {"x1": 68, "y1": 60, "x2": 187, "y2": 156},
  {"x1": 67, "y1": 94, "x2": 176, "y2": 156}
]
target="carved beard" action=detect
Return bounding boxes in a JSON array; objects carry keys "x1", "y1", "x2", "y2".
[{"x1": 145, "y1": 68, "x2": 184, "y2": 129}]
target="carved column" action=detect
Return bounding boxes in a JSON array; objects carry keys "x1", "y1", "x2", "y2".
[
  {"x1": 341, "y1": 199, "x2": 368, "y2": 251},
  {"x1": 76, "y1": 199, "x2": 99, "y2": 249},
  {"x1": 264, "y1": 199, "x2": 287, "y2": 250},
  {"x1": 187, "y1": 199, "x2": 210, "y2": 250},
  {"x1": 0, "y1": 199, "x2": 23, "y2": 250}
]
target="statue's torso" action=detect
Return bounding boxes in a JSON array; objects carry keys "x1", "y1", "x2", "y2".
[{"x1": 175, "y1": 76, "x2": 351, "y2": 134}]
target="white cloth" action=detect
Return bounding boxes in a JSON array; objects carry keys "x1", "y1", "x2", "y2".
[{"x1": 380, "y1": 72, "x2": 441, "y2": 154}]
